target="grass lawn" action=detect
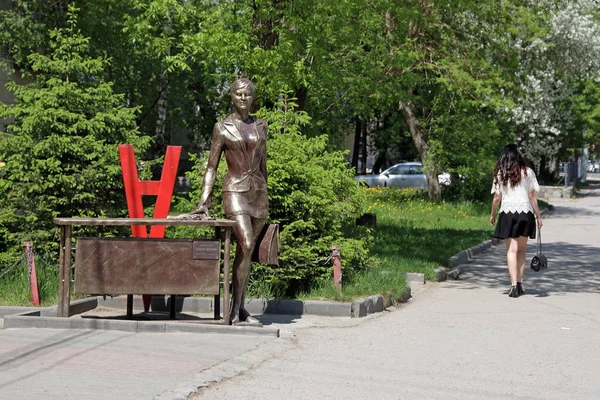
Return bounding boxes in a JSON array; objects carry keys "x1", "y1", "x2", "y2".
[
  {"x1": 301, "y1": 188, "x2": 496, "y2": 303},
  {"x1": 0, "y1": 255, "x2": 60, "y2": 307},
  {"x1": 367, "y1": 188, "x2": 495, "y2": 278}
]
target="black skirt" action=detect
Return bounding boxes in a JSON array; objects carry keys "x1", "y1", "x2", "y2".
[{"x1": 493, "y1": 211, "x2": 536, "y2": 239}]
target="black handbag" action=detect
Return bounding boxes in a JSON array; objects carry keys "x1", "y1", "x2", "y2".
[
  {"x1": 252, "y1": 224, "x2": 279, "y2": 266},
  {"x1": 530, "y1": 227, "x2": 547, "y2": 272}
]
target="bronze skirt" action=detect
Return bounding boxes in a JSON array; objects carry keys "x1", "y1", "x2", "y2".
[{"x1": 223, "y1": 190, "x2": 268, "y2": 219}]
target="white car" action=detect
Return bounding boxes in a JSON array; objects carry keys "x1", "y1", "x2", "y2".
[{"x1": 355, "y1": 162, "x2": 451, "y2": 189}]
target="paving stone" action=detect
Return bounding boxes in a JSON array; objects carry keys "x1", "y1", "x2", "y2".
[
  {"x1": 406, "y1": 272, "x2": 425, "y2": 284},
  {"x1": 435, "y1": 267, "x2": 447, "y2": 282}
]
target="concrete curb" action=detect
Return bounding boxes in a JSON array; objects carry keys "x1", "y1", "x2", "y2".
[
  {"x1": 351, "y1": 287, "x2": 411, "y2": 318},
  {"x1": 352, "y1": 295, "x2": 384, "y2": 318},
  {"x1": 448, "y1": 239, "x2": 494, "y2": 269},
  {"x1": 0, "y1": 286, "x2": 412, "y2": 324},
  {"x1": 2, "y1": 312, "x2": 279, "y2": 337},
  {"x1": 406, "y1": 272, "x2": 425, "y2": 284},
  {"x1": 0, "y1": 292, "x2": 394, "y2": 324},
  {"x1": 434, "y1": 267, "x2": 447, "y2": 282},
  {"x1": 0, "y1": 297, "x2": 278, "y2": 336},
  {"x1": 0, "y1": 306, "x2": 35, "y2": 317},
  {"x1": 143, "y1": 296, "x2": 353, "y2": 317}
]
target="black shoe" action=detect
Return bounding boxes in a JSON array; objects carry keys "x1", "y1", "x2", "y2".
[
  {"x1": 517, "y1": 282, "x2": 525, "y2": 295},
  {"x1": 508, "y1": 285, "x2": 520, "y2": 298}
]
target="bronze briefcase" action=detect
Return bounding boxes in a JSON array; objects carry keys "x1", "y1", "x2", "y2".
[{"x1": 252, "y1": 224, "x2": 279, "y2": 266}]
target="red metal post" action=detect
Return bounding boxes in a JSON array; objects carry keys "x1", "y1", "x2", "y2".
[
  {"x1": 118, "y1": 144, "x2": 181, "y2": 311},
  {"x1": 24, "y1": 241, "x2": 40, "y2": 307},
  {"x1": 332, "y1": 246, "x2": 342, "y2": 293}
]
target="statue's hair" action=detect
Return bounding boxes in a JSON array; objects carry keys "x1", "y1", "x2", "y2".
[
  {"x1": 230, "y1": 77, "x2": 256, "y2": 99},
  {"x1": 493, "y1": 144, "x2": 527, "y2": 188}
]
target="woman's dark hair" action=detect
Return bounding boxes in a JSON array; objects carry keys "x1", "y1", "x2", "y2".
[{"x1": 493, "y1": 144, "x2": 527, "y2": 187}]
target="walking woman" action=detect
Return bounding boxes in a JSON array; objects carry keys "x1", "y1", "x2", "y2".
[{"x1": 489, "y1": 144, "x2": 543, "y2": 297}]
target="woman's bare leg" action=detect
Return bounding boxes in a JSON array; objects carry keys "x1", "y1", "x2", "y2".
[
  {"x1": 516, "y1": 236, "x2": 528, "y2": 284},
  {"x1": 505, "y1": 238, "x2": 519, "y2": 286}
]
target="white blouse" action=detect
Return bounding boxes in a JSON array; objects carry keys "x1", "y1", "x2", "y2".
[{"x1": 491, "y1": 167, "x2": 540, "y2": 214}]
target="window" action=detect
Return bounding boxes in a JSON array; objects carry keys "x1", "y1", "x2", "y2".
[
  {"x1": 387, "y1": 165, "x2": 411, "y2": 175},
  {"x1": 410, "y1": 165, "x2": 424, "y2": 174}
]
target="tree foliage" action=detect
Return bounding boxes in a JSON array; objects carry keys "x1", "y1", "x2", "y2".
[
  {"x1": 2, "y1": 0, "x2": 600, "y2": 258},
  {"x1": 0, "y1": 6, "x2": 150, "y2": 254}
]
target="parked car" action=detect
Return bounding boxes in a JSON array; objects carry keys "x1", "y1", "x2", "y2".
[{"x1": 355, "y1": 162, "x2": 450, "y2": 189}]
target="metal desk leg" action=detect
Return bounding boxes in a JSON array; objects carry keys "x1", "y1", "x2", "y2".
[
  {"x1": 169, "y1": 295, "x2": 177, "y2": 319},
  {"x1": 57, "y1": 225, "x2": 66, "y2": 317},
  {"x1": 214, "y1": 294, "x2": 220, "y2": 320},
  {"x1": 223, "y1": 227, "x2": 231, "y2": 325},
  {"x1": 126, "y1": 294, "x2": 133, "y2": 318},
  {"x1": 58, "y1": 225, "x2": 72, "y2": 317},
  {"x1": 214, "y1": 227, "x2": 222, "y2": 321}
]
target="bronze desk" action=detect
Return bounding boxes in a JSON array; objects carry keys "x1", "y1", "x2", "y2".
[{"x1": 53, "y1": 218, "x2": 236, "y2": 324}]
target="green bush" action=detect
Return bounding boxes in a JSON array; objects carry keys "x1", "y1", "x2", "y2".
[{"x1": 171, "y1": 95, "x2": 373, "y2": 298}]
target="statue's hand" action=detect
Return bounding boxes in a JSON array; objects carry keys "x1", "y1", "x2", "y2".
[
  {"x1": 168, "y1": 206, "x2": 215, "y2": 220},
  {"x1": 189, "y1": 207, "x2": 215, "y2": 220}
]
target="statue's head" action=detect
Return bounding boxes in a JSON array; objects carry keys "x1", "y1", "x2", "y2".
[
  {"x1": 230, "y1": 78, "x2": 255, "y2": 99},
  {"x1": 229, "y1": 78, "x2": 256, "y2": 115}
]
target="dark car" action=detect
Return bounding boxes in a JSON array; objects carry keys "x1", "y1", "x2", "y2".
[{"x1": 355, "y1": 162, "x2": 449, "y2": 189}]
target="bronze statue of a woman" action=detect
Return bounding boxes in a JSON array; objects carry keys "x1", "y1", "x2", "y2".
[{"x1": 176, "y1": 78, "x2": 268, "y2": 325}]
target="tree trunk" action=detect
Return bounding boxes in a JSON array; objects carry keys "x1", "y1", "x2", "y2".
[
  {"x1": 372, "y1": 151, "x2": 386, "y2": 175},
  {"x1": 360, "y1": 120, "x2": 368, "y2": 174},
  {"x1": 155, "y1": 17, "x2": 172, "y2": 155},
  {"x1": 294, "y1": 86, "x2": 308, "y2": 111},
  {"x1": 351, "y1": 118, "x2": 361, "y2": 172},
  {"x1": 155, "y1": 76, "x2": 168, "y2": 151},
  {"x1": 398, "y1": 101, "x2": 440, "y2": 201}
]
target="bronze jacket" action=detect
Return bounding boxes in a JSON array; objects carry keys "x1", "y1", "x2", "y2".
[{"x1": 197, "y1": 115, "x2": 268, "y2": 210}]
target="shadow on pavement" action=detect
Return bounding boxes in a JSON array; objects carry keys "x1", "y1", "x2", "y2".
[
  {"x1": 547, "y1": 206, "x2": 600, "y2": 218},
  {"x1": 79, "y1": 311, "x2": 304, "y2": 326},
  {"x1": 81, "y1": 311, "x2": 217, "y2": 322},
  {"x1": 255, "y1": 314, "x2": 302, "y2": 326},
  {"x1": 454, "y1": 241, "x2": 600, "y2": 296}
]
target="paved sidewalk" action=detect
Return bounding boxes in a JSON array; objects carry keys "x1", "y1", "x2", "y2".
[
  {"x1": 194, "y1": 181, "x2": 600, "y2": 400},
  {"x1": 1, "y1": 181, "x2": 599, "y2": 399},
  {"x1": 0, "y1": 327, "x2": 274, "y2": 400}
]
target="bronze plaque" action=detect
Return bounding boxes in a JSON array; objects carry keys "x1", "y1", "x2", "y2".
[
  {"x1": 193, "y1": 240, "x2": 221, "y2": 260},
  {"x1": 74, "y1": 238, "x2": 220, "y2": 295}
]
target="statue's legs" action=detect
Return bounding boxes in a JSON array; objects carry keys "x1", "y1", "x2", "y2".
[{"x1": 229, "y1": 214, "x2": 265, "y2": 324}]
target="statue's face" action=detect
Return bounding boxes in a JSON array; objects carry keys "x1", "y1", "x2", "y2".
[{"x1": 231, "y1": 86, "x2": 253, "y2": 113}]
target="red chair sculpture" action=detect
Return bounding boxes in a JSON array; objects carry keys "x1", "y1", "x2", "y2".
[{"x1": 118, "y1": 144, "x2": 181, "y2": 312}]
